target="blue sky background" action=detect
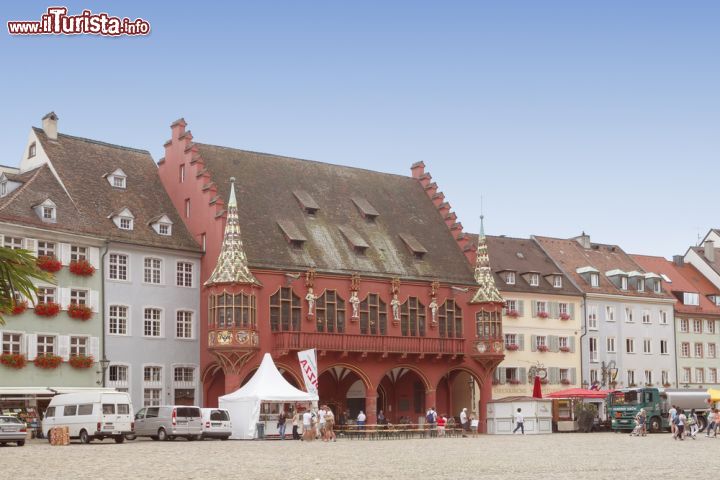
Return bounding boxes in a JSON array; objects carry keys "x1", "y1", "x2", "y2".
[{"x1": 1, "y1": 1, "x2": 718, "y2": 257}]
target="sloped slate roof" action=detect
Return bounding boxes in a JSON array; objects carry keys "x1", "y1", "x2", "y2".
[
  {"x1": 195, "y1": 143, "x2": 475, "y2": 284},
  {"x1": 1, "y1": 128, "x2": 200, "y2": 251},
  {"x1": 469, "y1": 234, "x2": 582, "y2": 296}
]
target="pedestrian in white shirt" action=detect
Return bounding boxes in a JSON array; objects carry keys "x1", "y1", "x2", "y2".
[
  {"x1": 460, "y1": 408, "x2": 469, "y2": 437},
  {"x1": 357, "y1": 410, "x2": 367, "y2": 429},
  {"x1": 513, "y1": 408, "x2": 525, "y2": 434},
  {"x1": 302, "y1": 410, "x2": 313, "y2": 442},
  {"x1": 317, "y1": 406, "x2": 327, "y2": 439}
]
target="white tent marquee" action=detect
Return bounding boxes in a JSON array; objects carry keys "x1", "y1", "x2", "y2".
[{"x1": 219, "y1": 353, "x2": 318, "y2": 439}]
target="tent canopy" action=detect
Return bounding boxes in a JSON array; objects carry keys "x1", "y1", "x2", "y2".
[
  {"x1": 545, "y1": 388, "x2": 611, "y2": 399},
  {"x1": 219, "y1": 353, "x2": 318, "y2": 404},
  {"x1": 708, "y1": 389, "x2": 720, "y2": 402}
]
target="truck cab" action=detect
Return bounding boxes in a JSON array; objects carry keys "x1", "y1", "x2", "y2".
[{"x1": 608, "y1": 388, "x2": 665, "y2": 433}]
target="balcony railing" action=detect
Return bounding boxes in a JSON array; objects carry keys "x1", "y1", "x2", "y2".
[{"x1": 272, "y1": 331, "x2": 465, "y2": 356}]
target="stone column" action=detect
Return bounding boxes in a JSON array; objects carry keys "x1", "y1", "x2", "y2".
[
  {"x1": 365, "y1": 391, "x2": 378, "y2": 424},
  {"x1": 425, "y1": 389, "x2": 437, "y2": 413},
  {"x1": 478, "y1": 375, "x2": 493, "y2": 433}
]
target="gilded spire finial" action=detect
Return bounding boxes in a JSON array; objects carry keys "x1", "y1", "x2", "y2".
[
  {"x1": 470, "y1": 213, "x2": 503, "y2": 304},
  {"x1": 205, "y1": 178, "x2": 259, "y2": 286}
]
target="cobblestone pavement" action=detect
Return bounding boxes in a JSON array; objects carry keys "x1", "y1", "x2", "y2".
[{"x1": 2, "y1": 432, "x2": 715, "y2": 480}]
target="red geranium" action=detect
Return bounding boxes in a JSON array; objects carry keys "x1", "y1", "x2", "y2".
[
  {"x1": 69, "y1": 259, "x2": 95, "y2": 276},
  {"x1": 11, "y1": 301, "x2": 28, "y2": 315},
  {"x1": 560, "y1": 313, "x2": 571, "y2": 320},
  {"x1": 33, "y1": 354, "x2": 62, "y2": 369},
  {"x1": 68, "y1": 355, "x2": 94, "y2": 369},
  {"x1": 559, "y1": 346, "x2": 570, "y2": 352},
  {"x1": 68, "y1": 304, "x2": 92, "y2": 321},
  {"x1": 506, "y1": 344, "x2": 519, "y2": 351},
  {"x1": 36, "y1": 255, "x2": 62, "y2": 273},
  {"x1": 537, "y1": 345, "x2": 549, "y2": 352},
  {"x1": 509, "y1": 379, "x2": 521, "y2": 385},
  {"x1": 35, "y1": 302, "x2": 60, "y2": 317},
  {"x1": 537, "y1": 311, "x2": 549, "y2": 318},
  {"x1": 0, "y1": 353, "x2": 27, "y2": 369},
  {"x1": 506, "y1": 309, "x2": 519, "y2": 318}
]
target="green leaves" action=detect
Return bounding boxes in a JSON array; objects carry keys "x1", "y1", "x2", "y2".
[{"x1": 0, "y1": 247, "x2": 55, "y2": 325}]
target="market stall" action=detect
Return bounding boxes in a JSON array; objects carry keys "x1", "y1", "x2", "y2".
[
  {"x1": 545, "y1": 388, "x2": 611, "y2": 432},
  {"x1": 486, "y1": 396, "x2": 553, "y2": 435},
  {"x1": 219, "y1": 353, "x2": 318, "y2": 439}
]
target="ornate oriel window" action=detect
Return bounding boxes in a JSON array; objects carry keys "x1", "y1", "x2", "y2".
[
  {"x1": 400, "y1": 297, "x2": 426, "y2": 337},
  {"x1": 270, "y1": 287, "x2": 301, "y2": 332},
  {"x1": 438, "y1": 299, "x2": 463, "y2": 338},
  {"x1": 209, "y1": 292, "x2": 256, "y2": 329},
  {"x1": 316, "y1": 290, "x2": 346, "y2": 333},
  {"x1": 360, "y1": 293, "x2": 387, "y2": 335},
  {"x1": 476, "y1": 310, "x2": 502, "y2": 339}
]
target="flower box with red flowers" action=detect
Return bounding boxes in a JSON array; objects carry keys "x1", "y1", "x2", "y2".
[
  {"x1": 663, "y1": 383, "x2": 672, "y2": 388},
  {"x1": 1, "y1": 353, "x2": 27, "y2": 369},
  {"x1": 11, "y1": 301, "x2": 28, "y2": 315},
  {"x1": 560, "y1": 379, "x2": 572, "y2": 385},
  {"x1": 506, "y1": 309, "x2": 520, "y2": 318},
  {"x1": 506, "y1": 344, "x2": 519, "y2": 351},
  {"x1": 68, "y1": 304, "x2": 92, "y2": 321},
  {"x1": 36, "y1": 255, "x2": 62, "y2": 273},
  {"x1": 537, "y1": 311, "x2": 549, "y2": 319},
  {"x1": 35, "y1": 302, "x2": 60, "y2": 317},
  {"x1": 69, "y1": 259, "x2": 95, "y2": 276},
  {"x1": 560, "y1": 313, "x2": 571, "y2": 320},
  {"x1": 559, "y1": 346, "x2": 570, "y2": 353},
  {"x1": 68, "y1": 355, "x2": 94, "y2": 369},
  {"x1": 33, "y1": 354, "x2": 62, "y2": 369},
  {"x1": 537, "y1": 345, "x2": 549, "y2": 352},
  {"x1": 509, "y1": 379, "x2": 521, "y2": 385}
]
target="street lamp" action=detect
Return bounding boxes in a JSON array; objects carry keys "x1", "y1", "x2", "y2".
[
  {"x1": 97, "y1": 356, "x2": 110, "y2": 387},
  {"x1": 601, "y1": 360, "x2": 618, "y2": 389}
]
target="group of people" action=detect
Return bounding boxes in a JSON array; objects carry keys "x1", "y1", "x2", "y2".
[
  {"x1": 285, "y1": 405, "x2": 337, "y2": 442},
  {"x1": 669, "y1": 406, "x2": 720, "y2": 440},
  {"x1": 421, "y1": 407, "x2": 479, "y2": 437}
]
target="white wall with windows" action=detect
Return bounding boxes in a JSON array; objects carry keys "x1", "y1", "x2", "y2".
[{"x1": 104, "y1": 243, "x2": 201, "y2": 409}]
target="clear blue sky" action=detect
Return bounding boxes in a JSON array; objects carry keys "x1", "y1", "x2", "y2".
[{"x1": 1, "y1": 1, "x2": 718, "y2": 257}]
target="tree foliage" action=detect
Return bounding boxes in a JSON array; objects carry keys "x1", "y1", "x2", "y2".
[{"x1": 0, "y1": 247, "x2": 55, "y2": 325}]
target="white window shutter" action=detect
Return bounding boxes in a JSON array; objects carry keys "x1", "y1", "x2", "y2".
[
  {"x1": 58, "y1": 335, "x2": 70, "y2": 361},
  {"x1": 23, "y1": 238, "x2": 37, "y2": 255},
  {"x1": 531, "y1": 335, "x2": 537, "y2": 352},
  {"x1": 59, "y1": 287, "x2": 70, "y2": 309},
  {"x1": 518, "y1": 334, "x2": 525, "y2": 351},
  {"x1": 26, "y1": 333, "x2": 37, "y2": 360},
  {"x1": 569, "y1": 303, "x2": 575, "y2": 319},
  {"x1": 517, "y1": 300, "x2": 524, "y2": 316},
  {"x1": 569, "y1": 336, "x2": 575, "y2": 353},
  {"x1": 89, "y1": 290, "x2": 99, "y2": 313},
  {"x1": 59, "y1": 243, "x2": 71, "y2": 265},
  {"x1": 519, "y1": 367, "x2": 527, "y2": 384},
  {"x1": 89, "y1": 336, "x2": 100, "y2": 360},
  {"x1": 89, "y1": 247, "x2": 100, "y2": 269}
]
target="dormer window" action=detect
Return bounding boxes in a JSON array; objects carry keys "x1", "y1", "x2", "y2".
[
  {"x1": 590, "y1": 273, "x2": 600, "y2": 287},
  {"x1": 621, "y1": 277, "x2": 628, "y2": 290},
  {"x1": 105, "y1": 168, "x2": 127, "y2": 189},
  {"x1": 553, "y1": 276, "x2": 562, "y2": 288},
  {"x1": 339, "y1": 225, "x2": 369, "y2": 255},
  {"x1": 0, "y1": 180, "x2": 6, "y2": 197},
  {"x1": 277, "y1": 219, "x2": 307, "y2": 249},
  {"x1": 149, "y1": 214, "x2": 174, "y2": 237},
  {"x1": 293, "y1": 190, "x2": 319, "y2": 216},
  {"x1": 399, "y1": 233, "x2": 427, "y2": 260},
  {"x1": 711, "y1": 295, "x2": 720, "y2": 307},
  {"x1": 109, "y1": 207, "x2": 135, "y2": 231},
  {"x1": 654, "y1": 281, "x2": 662, "y2": 294},
  {"x1": 119, "y1": 217, "x2": 133, "y2": 230},
  {"x1": 33, "y1": 199, "x2": 57, "y2": 223},
  {"x1": 352, "y1": 197, "x2": 380, "y2": 223},
  {"x1": 505, "y1": 272, "x2": 516, "y2": 285},
  {"x1": 529, "y1": 273, "x2": 539, "y2": 287},
  {"x1": 28, "y1": 142, "x2": 36, "y2": 158},
  {"x1": 637, "y1": 279, "x2": 645, "y2": 292},
  {"x1": 683, "y1": 292, "x2": 700, "y2": 306}
]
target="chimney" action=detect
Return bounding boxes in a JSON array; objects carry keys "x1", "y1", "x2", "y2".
[
  {"x1": 704, "y1": 240, "x2": 715, "y2": 262},
  {"x1": 410, "y1": 161, "x2": 425, "y2": 179},
  {"x1": 673, "y1": 255, "x2": 684, "y2": 267},
  {"x1": 574, "y1": 231, "x2": 591, "y2": 249},
  {"x1": 42, "y1": 112, "x2": 58, "y2": 140}
]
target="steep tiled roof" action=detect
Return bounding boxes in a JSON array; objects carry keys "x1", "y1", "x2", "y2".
[
  {"x1": 632, "y1": 254, "x2": 720, "y2": 316},
  {"x1": 194, "y1": 143, "x2": 475, "y2": 284},
  {"x1": 0, "y1": 128, "x2": 200, "y2": 251},
  {"x1": 689, "y1": 246, "x2": 720, "y2": 277},
  {"x1": 470, "y1": 234, "x2": 582, "y2": 296},
  {"x1": 534, "y1": 235, "x2": 672, "y2": 299}
]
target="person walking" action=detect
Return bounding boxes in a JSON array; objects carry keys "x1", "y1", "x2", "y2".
[
  {"x1": 512, "y1": 408, "x2": 525, "y2": 435},
  {"x1": 688, "y1": 409, "x2": 699, "y2": 439},
  {"x1": 460, "y1": 408, "x2": 469, "y2": 437},
  {"x1": 291, "y1": 410, "x2": 301, "y2": 440},
  {"x1": 669, "y1": 405, "x2": 678, "y2": 437},
  {"x1": 437, "y1": 414, "x2": 447, "y2": 437},
  {"x1": 324, "y1": 405, "x2": 336, "y2": 442},
  {"x1": 302, "y1": 409, "x2": 313, "y2": 442},
  {"x1": 277, "y1": 409, "x2": 287, "y2": 440},
  {"x1": 317, "y1": 406, "x2": 327, "y2": 440},
  {"x1": 426, "y1": 407, "x2": 437, "y2": 438},
  {"x1": 377, "y1": 410, "x2": 386, "y2": 425},
  {"x1": 673, "y1": 409, "x2": 686, "y2": 441}
]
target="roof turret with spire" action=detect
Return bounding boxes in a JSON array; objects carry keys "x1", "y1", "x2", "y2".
[
  {"x1": 205, "y1": 177, "x2": 260, "y2": 286},
  {"x1": 470, "y1": 215, "x2": 503, "y2": 304}
]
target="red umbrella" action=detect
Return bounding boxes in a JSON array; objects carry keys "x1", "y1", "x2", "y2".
[{"x1": 532, "y1": 375, "x2": 542, "y2": 398}]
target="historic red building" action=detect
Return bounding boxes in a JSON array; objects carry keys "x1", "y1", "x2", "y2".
[{"x1": 158, "y1": 119, "x2": 504, "y2": 429}]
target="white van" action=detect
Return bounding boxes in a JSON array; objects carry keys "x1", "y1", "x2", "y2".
[
  {"x1": 200, "y1": 408, "x2": 232, "y2": 440},
  {"x1": 42, "y1": 391, "x2": 134, "y2": 444}
]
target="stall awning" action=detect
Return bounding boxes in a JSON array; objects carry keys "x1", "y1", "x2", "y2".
[
  {"x1": 545, "y1": 388, "x2": 611, "y2": 399},
  {"x1": 708, "y1": 389, "x2": 720, "y2": 402}
]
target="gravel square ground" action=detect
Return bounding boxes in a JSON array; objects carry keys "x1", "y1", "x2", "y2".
[{"x1": 1, "y1": 432, "x2": 713, "y2": 480}]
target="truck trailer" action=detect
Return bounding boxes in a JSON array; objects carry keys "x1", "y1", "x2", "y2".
[{"x1": 608, "y1": 387, "x2": 711, "y2": 433}]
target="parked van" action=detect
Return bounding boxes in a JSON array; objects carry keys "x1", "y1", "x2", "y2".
[
  {"x1": 42, "y1": 391, "x2": 134, "y2": 444},
  {"x1": 134, "y1": 406, "x2": 202, "y2": 441},
  {"x1": 200, "y1": 408, "x2": 232, "y2": 440}
]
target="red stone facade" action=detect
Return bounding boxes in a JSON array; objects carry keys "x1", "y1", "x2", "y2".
[{"x1": 158, "y1": 120, "x2": 504, "y2": 430}]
